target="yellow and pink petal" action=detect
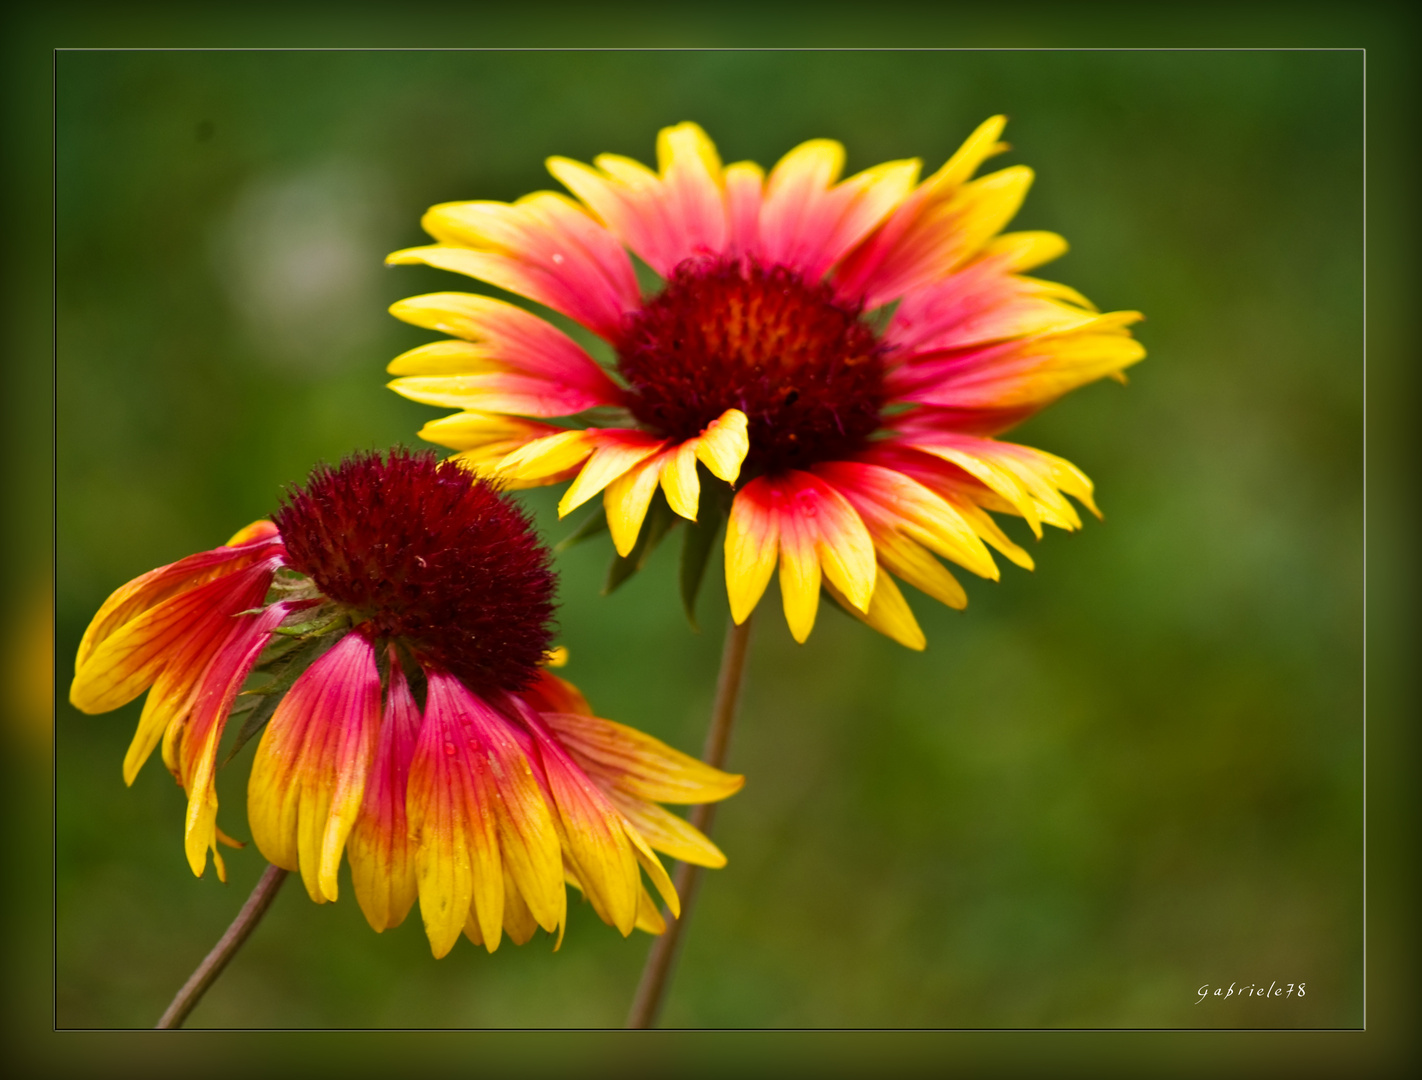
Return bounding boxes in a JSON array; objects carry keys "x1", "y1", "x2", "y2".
[
  {"x1": 389, "y1": 191, "x2": 639, "y2": 342},
  {"x1": 863, "y1": 445, "x2": 1038, "y2": 570},
  {"x1": 548, "y1": 121, "x2": 729, "y2": 278},
  {"x1": 823, "y1": 566, "x2": 927, "y2": 651},
  {"x1": 554, "y1": 429, "x2": 668, "y2": 520},
  {"x1": 521, "y1": 669, "x2": 594, "y2": 718},
  {"x1": 247, "y1": 630, "x2": 382, "y2": 900},
  {"x1": 387, "y1": 291, "x2": 622, "y2": 416},
  {"x1": 72, "y1": 524, "x2": 282, "y2": 683},
  {"x1": 887, "y1": 428, "x2": 1100, "y2": 538},
  {"x1": 604, "y1": 790, "x2": 727, "y2": 868},
  {"x1": 759, "y1": 139, "x2": 919, "y2": 284},
  {"x1": 417, "y1": 412, "x2": 568, "y2": 484},
  {"x1": 457, "y1": 692, "x2": 566, "y2": 941},
  {"x1": 833, "y1": 115, "x2": 1026, "y2": 307},
  {"x1": 539, "y1": 709, "x2": 744, "y2": 807},
  {"x1": 522, "y1": 710, "x2": 644, "y2": 935},
  {"x1": 494, "y1": 408, "x2": 748, "y2": 555},
  {"x1": 725, "y1": 471, "x2": 877, "y2": 642},
  {"x1": 407, "y1": 670, "x2": 505, "y2": 956},
  {"x1": 881, "y1": 253, "x2": 1100, "y2": 358},
  {"x1": 814, "y1": 459, "x2": 998, "y2": 582},
  {"x1": 71, "y1": 556, "x2": 280, "y2": 719},
  {"x1": 886, "y1": 314, "x2": 1145, "y2": 420},
  {"x1": 177, "y1": 591, "x2": 297, "y2": 879},
  {"x1": 121, "y1": 590, "x2": 315, "y2": 789},
  {"x1": 347, "y1": 652, "x2": 422, "y2": 933}
]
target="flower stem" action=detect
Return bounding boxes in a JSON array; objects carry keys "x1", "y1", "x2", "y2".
[
  {"x1": 626, "y1": 614, "x2": 753, "y2": 1029},
  {"x1": 155, "y1": 862, "x2": 288, "y2": 1029}
]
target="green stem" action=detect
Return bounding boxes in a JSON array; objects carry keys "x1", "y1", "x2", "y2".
[
  {"x1": 155, "y1": 863, "x2": 288, "y2": 1029},
  {"x1": 626, "y1": 614, "x2": 753, "y2": 1029}
]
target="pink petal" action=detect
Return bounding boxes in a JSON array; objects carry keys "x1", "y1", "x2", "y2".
[
  {"x1": 75, "y1": 533, "x2": 283, "y2": 675},
  {"x1": 387, "y1": 291, "x2": 621, "y2": 402},
  {"x1": 759, "y1": 141, "x2": 918, "y2": 282},
  {"x1": 404, "y1": 192, "x2": 640, "y2": 342},
  {"x1": 348, "y1": 653, "x2": 422, "y2": 932},
  {"x1": 409, "y1": 670, "x2": 505, "y2": 955}
]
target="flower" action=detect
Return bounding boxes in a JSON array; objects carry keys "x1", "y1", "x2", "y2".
[
  {"x1": 387, "y1": 117, "x2": 1144, "y2": 648},
  {"x1": 69, "y1": 449, "x2": 742, "y2": 957}
]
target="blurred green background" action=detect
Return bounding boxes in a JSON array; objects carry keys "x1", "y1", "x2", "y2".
[{"x1": 55, "y1": 49, "x2": 1362, "y2": 1029}]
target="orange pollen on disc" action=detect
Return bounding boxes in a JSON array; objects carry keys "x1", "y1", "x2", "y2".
[{"x1": 616, "y1": 256, "x2": 887, "y2": 477}]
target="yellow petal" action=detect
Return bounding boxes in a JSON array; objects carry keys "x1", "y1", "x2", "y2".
[
  {"x1": 603, "y1": 454, "x2": 665, "y2": 558},
  {"x1": 825, "y1": 570, "x2": 926, "y2": 651},
  {"x1": 724, "y1": 485, "x2": 780, "y2": 625},
  {"x1": 693, "y1": 409, "x2": 749, "y2": 484},
  {"x1": 767, "y1": 138, "x2": 846, "y2": 199},
  {"x1": 930, "y1": 114, "x2": 1010, "y2": 192},
  {"x1": 122, "y1": 663, "x2": 197, "y2": 786},
  {"x1": 954, "y1": 498, "x2": 1035, "y2": 571},
  {"x1": 778, "y1": 512, "x2": 822, "y2": 645},
  {"x1": 558, "y1": 436, "x2": 665, "y2": 518},
  {"x1": 634, "y1": 885, "x2": 667, "y2": 935},
  {"x1": 917, "y1": 443, "x2": 1043, "y2": 537},
  {"x1": 658, "y1": 441, "x2": 702, "y2": 522},
  {"x1": 608, "y1": 792, "x2": 727, "y2": 869},
  {"x1": 811, "y1": 486, "x2": 877, "y2": 616},
  {"x1": 656, "y1": 120, "x2": 724, "y2": 183},
  {"x1": 387, "y1": 340, "x2": 503, "y2": 376},
  {"x1": 542, "y1": 710, "x2": 746, "y2": 804},
  {"x1": 624, "y1": 823, "x2": 680, "y2": 921},
  {"x1": 496, "y1": 429, "x2": 597, "y2": 483},
  {"x1": 418, "y1": 411, "x2": 555, "y2": 453},
  {"x1": 875, "y1": 532, "x2": 970, "y2": 609}
]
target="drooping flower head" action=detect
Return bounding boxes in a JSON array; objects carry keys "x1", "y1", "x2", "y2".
[
  {"x1": 388, "y1": 118, "x2": 1144, "y2": 647},
  {"x1": 69, "y1": 449, "x2": 742, "y2": 957}
]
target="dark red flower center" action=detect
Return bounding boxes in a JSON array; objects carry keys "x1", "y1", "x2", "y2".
[
  {"x1": 616, "y1": 256, "x2": 887, "y2": 478},
  {"x1": 274, "y1": 449, "x2": 555, "y2": 695}
]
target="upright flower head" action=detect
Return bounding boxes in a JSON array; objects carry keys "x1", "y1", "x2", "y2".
[
  {"x1": 388, "y1": 117, "x2": 1144, "y2": 647},
  {"x1": 70, "y1": 449, "x2": 742, "y2": 957}
]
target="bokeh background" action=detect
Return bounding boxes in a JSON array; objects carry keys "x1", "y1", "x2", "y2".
[{"x1": 55, "y1": 49, "x2": 1363, "y2": 1029}]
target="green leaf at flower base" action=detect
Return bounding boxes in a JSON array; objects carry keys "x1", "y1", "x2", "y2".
[
  {"x1": 555, "y1": 504, "x2": 609, "y2": 553},
  {"x1": 221, "y1": 630, "x2": 343, "y2": 767},
  {"x1": 680, "y1": 474, "x2": 730, "y2": 631},
  {"x1": 603, "y1": 490, "x2": 680, "y2": 595}
]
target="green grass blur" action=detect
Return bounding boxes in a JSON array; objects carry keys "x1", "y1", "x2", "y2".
[{"x1": 55, "y1": 49, "x2": 1362, "y2": 1029}]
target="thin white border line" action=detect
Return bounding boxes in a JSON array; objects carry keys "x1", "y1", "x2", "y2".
[
  {"x1": 1359, "y1": 44, "x2": 1367, "y2": 1032},
  {"x1": 50, "y1": 46, "x2": 1371, "y2": 54},
  {"x1": 47, "y1": 43, "x2": 1370, "y2": 1032}
]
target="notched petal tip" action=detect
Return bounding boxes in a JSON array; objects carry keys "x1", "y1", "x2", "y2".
[{"x1": 695, "y1": 409, "x2": 750, "y2": 485}]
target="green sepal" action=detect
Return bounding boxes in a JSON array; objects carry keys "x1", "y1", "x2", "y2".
[
  {"x1": 271, "y1": 613, "x2": 346, "y2": 638},
  {"x1": 221, "y1": 630, "x2": 343, "y2": 767},
  {"x1": 603, "y1": 490, "x2": 680, "y2": 595},
  {"x1": 555, "y1": 504, "x2": 609, "y2": 553},
  {"x1": 679, "y1": 471, "x2": 730, "y2": 631}
]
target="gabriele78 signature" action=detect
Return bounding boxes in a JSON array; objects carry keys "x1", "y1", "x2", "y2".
[{"x1": 1196, "y1": 981, "x2": 1306, "y2": 1003}]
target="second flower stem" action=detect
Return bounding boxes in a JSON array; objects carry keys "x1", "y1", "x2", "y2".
[
  {"x1": 155, "y1": 862, "x2": 288, "y2": 1029},
  {"x1": 626, "y1": 613, "x2": 753, "y2": 1029}
]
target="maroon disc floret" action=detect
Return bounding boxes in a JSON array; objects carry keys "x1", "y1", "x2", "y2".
[
  {"x1": 275, "y1": 449, "x2": 555, "y2": 695},
  {"x1": 617, "y1": 256, "x2": 888, "y2": 477}
]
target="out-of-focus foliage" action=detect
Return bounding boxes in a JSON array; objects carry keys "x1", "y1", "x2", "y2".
[{"x1": 56, "y1": 49, "x2": 1361, "y2": 1028}]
